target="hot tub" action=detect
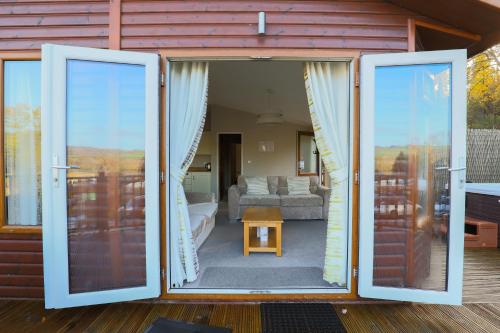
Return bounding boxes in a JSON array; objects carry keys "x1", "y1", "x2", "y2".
[{"x1": 466, "y1": 183, "x2": 500, "y2": 247}]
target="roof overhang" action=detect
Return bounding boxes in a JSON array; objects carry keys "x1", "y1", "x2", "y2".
[{"x1": 386, "y1": 0, "x2": 500, "y2": 56}]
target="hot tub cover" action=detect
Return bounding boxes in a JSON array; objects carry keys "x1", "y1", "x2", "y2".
[{"x1": 466, "y1": 183, "x2": 500, "y2": 196}]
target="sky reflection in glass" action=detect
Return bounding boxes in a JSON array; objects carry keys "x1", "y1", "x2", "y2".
[
  {"x1": 375, "y1": 63, "x2": 451, "y2": 148},
  {"x1": 66, "y1": 60, "x2": 146, "y2": 151}
]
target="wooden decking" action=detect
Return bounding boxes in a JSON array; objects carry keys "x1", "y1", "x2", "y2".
[
  {"x1": 463, "y1": 247, "x2": 500, "y2": 303},
  {"x1": 0, "y1": 248, "x2": 499, "y2": 332},
  {"x1": 2, "y1": 300, "x2": 500, "y2": 332}
]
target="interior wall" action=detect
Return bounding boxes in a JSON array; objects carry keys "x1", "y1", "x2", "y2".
[{"x1": 199, "y1": 105, "x2": 312, "y2": 197}]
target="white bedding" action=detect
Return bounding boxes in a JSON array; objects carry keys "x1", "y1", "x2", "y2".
[{"x1": 188, "y1": 202, "x2": 218, "y2": 249}]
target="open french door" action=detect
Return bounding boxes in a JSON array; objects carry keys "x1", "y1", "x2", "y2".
[
  {"x1": 41, "y1": 44, "x2": 160, "y2": 308},
  {"x1": 359, "y1": 50, "x2": 466, "y2": 305}
]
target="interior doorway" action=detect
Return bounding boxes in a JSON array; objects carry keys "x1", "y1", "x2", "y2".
[{"x1": 218, "y1": 133, "x2": 242, "y2": 201}]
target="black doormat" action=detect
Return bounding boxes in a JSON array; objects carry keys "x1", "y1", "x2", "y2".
[
  {"x1": 261, "y1": 303, "x2": 346, "y2": 333},
  {"x1": 145, "y1": 318, "x2": 232, "y2": 333}
]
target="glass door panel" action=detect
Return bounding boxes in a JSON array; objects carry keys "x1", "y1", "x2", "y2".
[
  {"x1": 66, "y1": 60, "x2": 147, "y2": 294},
  {"x1": 359, "y1": 50, "x2": 466, "y2": 305},
  {"x1": 373, "y1": 63, "x2": 450, "y2": 291},
  {"x1": 42, "y1": 44, "x2": 160, "y2": 308}
]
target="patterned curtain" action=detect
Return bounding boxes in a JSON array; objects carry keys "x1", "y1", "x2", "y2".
[
  {"x1": 169, "y1": 62, "x2": 209, "y2": 287},
  {"x1": 304, "y1": 62, "x2": 349, "y2": 286}
]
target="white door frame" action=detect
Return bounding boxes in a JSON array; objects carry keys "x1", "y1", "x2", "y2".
[
  {"x1": 41, "y1": 44, "x2": 160, "y2": 308},
  {"x1": 359, "y1": 49, "x2": 467, "y2": 305}
]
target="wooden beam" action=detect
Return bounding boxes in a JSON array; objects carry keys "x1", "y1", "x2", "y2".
[
  {"x1": 407, "y1": 18, "x2": 416, "y2": 52},
  {"x1": 109, "y1": 0, "x2": 121, "y2": 50},
  {"x1": 468, "y1": 30, "x2": 500, "y2": 57},
  {"x1": 414, "y1": 19, "x2": 481, "y2": 42}
]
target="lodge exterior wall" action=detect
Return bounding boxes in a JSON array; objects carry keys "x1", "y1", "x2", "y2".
[{"x1": 0, "y1": 0, "x2": 419, "y2": 299}]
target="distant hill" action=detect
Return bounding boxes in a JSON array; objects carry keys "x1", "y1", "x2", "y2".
[{"x1": 67, "y1": 146, "x2": 144, "y2": 177}]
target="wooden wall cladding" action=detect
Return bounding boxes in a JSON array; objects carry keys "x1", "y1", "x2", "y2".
[
  {"x1": 0, "y1": 233, "x2": 43, "y2": 299},
  {"x1": 0, "y1": 0, "x2": 109, "y2": 51},
  {"x1": 120, "y1": 0, "x2": 411, "y2": 52},
  {"x1": 0, "y1": 0, "x2": 414, "y2": 52},
  {"x1": 0, "y1": 0, "x2": 416, "y2": 299}
]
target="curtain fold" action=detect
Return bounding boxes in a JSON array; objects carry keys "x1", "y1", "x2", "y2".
[
  {"x1": 4, "y1": 61, "x2": 41, "y2": 226},
  {"x1": 304, "y1": 62, "x2": 349, "y2": 286},
  {"x1": 169, "y1": 62, "x2": 209, "y2": 287}
]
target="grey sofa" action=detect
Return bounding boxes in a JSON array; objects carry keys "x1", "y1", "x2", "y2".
[{"x1": 228, "y1": 175, "x2": 330, "y2": 221}]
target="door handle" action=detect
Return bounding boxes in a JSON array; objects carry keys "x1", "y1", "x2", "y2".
[
  {"x1": 434, "y1": 166, "x2": 466, "y2": 172},
  {"x1": 52, "y1": 165, "x2": 80, "y2": 169},
  {"x1": 448, "y1": 167, "x2": 466, "y2": 172}
]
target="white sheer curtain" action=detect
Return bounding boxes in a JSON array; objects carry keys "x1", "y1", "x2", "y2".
[
  {"x1": 4, "y1": 61, "x2": 41, "y2": 226},
  {"x1": 304, "y1": 62, "x2": 349, "y2": 286},
  {"x1": 170, "y1": 62, "x2": 209, "y2": 287}
]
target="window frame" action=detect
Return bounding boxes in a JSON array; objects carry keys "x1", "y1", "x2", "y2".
[
  {"x1": 0, "y1": 52, "x2": 42, "y2": 234},
  {"x1": 358, "y1": 49, "x2": 466, "y2": 305}
]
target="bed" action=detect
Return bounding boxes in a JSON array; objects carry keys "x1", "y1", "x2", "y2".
[{"x1": 186, "y1": 192, "x2": 218, "y2": 250}]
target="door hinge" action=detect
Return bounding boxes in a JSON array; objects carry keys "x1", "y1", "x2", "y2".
[
  {"x1": 355, "y1": 71, "x2": 360, "y2": 87},
  {"x1": 160, "y1": 72, "x2": 165, "y2": 87},
  {"x1": 160, "y1": 170, "x2": 165, "y2": 184},
  {"x1": 354, "y1": 170, "x2": 359, "y2": 185},
  {"x1": 161, "y1": 267, "x2": 165, "y2": 280},
  {"x1": 353, "y1": 267, "x2": 358, "y2": 279}
]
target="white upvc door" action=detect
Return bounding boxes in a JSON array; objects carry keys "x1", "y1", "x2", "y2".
[
  {"x1": 41, "y1": 44, "x2": 160, "y2": 308},
  {"x1": 359, "y1": 50, "x2": 466, "y2": 305}
]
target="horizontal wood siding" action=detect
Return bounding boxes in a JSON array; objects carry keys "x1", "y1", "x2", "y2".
[
  {"x1": 0, "y1": 0, "x2": 109, "y2": 51},
  {"x1": 0, "y1": 0, "x2": 419, "y2": 299},
  {"x1": 0, "y1": 233, "x2": 43, "y2": 299},
  {"x1": 120, "y1": 0, "x2": 411, "y2": 52}
]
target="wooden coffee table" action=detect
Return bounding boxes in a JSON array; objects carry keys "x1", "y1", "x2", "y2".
[{"x1": 242, "y1": 207, "x2": 283, "y2": 256}]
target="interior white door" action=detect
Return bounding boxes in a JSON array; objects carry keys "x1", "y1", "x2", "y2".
[
  {"x1": 359, "y1": 50, "x2": 466, "y2": 305},
  {"x1": 41, "y1": 44, "x2": 160, "y2": 308}
]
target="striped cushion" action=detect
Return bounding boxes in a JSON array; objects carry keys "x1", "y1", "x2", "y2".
[
  {"x1": 246, "y1": 177, "x2": 269, "y2": 195},
  {"x1": 287, "y1": 177, "x2": 311, "y2": 195}
]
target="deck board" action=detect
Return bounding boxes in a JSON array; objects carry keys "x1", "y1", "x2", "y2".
[
  {"x1": 0, "y1": 248, "x2": 499, "y2": 332},
  {"x1": 463, "y1": 248, "x2": 500, "y2": 303},
  {"x1": 0, "y1": 301, "x2": 499, "y2": 332}
]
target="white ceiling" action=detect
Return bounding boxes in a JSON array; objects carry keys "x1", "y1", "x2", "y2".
[{"x1": 208, "y1": 61, "x2": 311, "y2": 125}]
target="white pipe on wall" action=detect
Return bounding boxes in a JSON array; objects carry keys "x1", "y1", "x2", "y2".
[{"x1": 258, "y1": 12, "x2": 266, "y2": 35}]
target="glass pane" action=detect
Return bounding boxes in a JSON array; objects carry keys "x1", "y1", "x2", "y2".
[
  {"x1": 373, "y1": 63, "x2": 451, "y2": 291},
  {"x1": 66, "y1": 60, "x2": 146, "y2": 293},
  {"x1": 3, "y1": 61, "x2": 42, "y2": 226}
]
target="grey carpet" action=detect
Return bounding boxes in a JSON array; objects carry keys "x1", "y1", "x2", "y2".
[
  {"x1": 181, "y1": 202, "x2": 331, "y2": 289},
  {"x1": 199, "y1": 266, "x2": 332, "y2": 288}
]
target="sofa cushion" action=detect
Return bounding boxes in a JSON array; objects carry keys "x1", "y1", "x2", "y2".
[
  {"x1": 237, "y1": 175, "x2": 279, "y2": 195},
  {"x1": 287, "y1": 176, "x2": 311, "y2": 195},
  {"x1": 267, "y1": 176, "x2": 279, "y2": 194},
  {"x1": 280, "y1": 194, "x2": 323, "y2": 207},
  {"x1": 240, "y1": 194, "x2": 280, "y2": 206},
  {"x1": 278, "y1": 176, "x2": 320, "y2": 195},
  {"x1": 246, "y1": 176, "x2": 269, "y2": 195},
  {"x1": 277, "y1": 176, "x2": 288, "y2": 195},
  {"x1": 237, "y1": 175, "x2": 247, "y2": 194},
  {"x1": 309, "y1": 176, "x2": 320, "y2": 193}
]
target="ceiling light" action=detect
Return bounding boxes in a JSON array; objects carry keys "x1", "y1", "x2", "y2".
[{"x1": 256, "y1": 113, "x2": 284, "y2": 125}]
